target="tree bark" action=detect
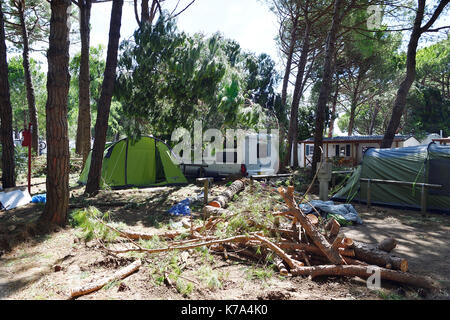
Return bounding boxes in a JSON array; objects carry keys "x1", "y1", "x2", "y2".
[
  {"x1": 70, "y1": 259, "x2": 142, "y2": 298},
  {"x1": 353, "y1": 240, "x2": 408, "y2": 272},
  {"x1": 85, "y1": 0, "x2": 124, "y2": 195},
  {"x1": 347, "y1": 71, "x2": 364, "y2": 136},
  {"x1": 278, "y1": 187, "x2": 346, "y2": 265},
  {"x1": 18, "y1": 1, "x2": 38, "y2": 154},
  {"x1": 283, "y1": 21, "x2": 310, "y2": 169},
  {"x1": 381, "y1": 0, "x2": 450, "y2": 148},
  {"x1": 311, "y1": 0, "x2": 344, "y2": 174},
  {"x1": 328, "y1": 77, "x2": 339, "y2": 137},
  {"x1": 141, "y1": 0, "x2": 149, "y2": 24},
  {"x1": 0, "y1": 2, "x2": 16, "y2": 188},
  {"x1": 39, "y1": 0, "x2": 71, "y2": 227},
  {"x1": 376, "y1": 237, "x2": 397, "y2": 253},
  {"x1": 208, "y1": 179, "x2": 245, "y2": 208},
  {"x1": 280, "y1": 17, "x2": 298, "y2": 108},
  {"x1": 290, "y1": 264, "x2": 437, "y2": 289},
  {"x1": 368, "y1": 99, "x2": 380, "y2": 135},
  {"x1": 75, "y1": 0, "x2": 92, "y2": 167},
  {"x1": 203, "y1": 205, "x2": 233, "y2": 217}
]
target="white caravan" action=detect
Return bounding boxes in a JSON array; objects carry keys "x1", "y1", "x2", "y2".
[{"x1": 181, "y1": 132, "x2": 279, "y2": 177}]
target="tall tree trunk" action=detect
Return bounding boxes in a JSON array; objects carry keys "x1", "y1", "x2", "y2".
[
  {"x1": 381, "y1": 0, "x2": 449, "y2": 148},
  {"x1": 311, "y1": 0, "x2": 344, "y2": 174},
  {"x1": 368, "y1": 99, "x2": 380, "y2": 135},
  {"x1": 347, "y1": 71, "x2": 363, "y2": 136},
  {"x1": 39, "y1": 0, "x2": 71, "y2": 226},
  {"x1": 283, "y1": 22, "x2": 310, "y2": 169},
  {"x1": 85, "y1": 0, "x2": 123, "y2": 195},
  {"x1": 75, "y1": 0, "x2": 92, "y2": 167},
  {"x1": 0, "y1": 2, "x2": 16, "y2": 189},
  {"x1": 141, "y1": 0, "x2": 149, "y2": 24},
  {"x1": 18, "y1": 2, "x2": 39, "y2": 155},
  {"x1": 328, "y1": 78, "x2": 339, "y2": 137},
  {"x1": 279, "y1": 18, "x2": 298, "y2": 167},
  {"x1": 280, "y1": 18, "x2": 298, "y2": 108}
]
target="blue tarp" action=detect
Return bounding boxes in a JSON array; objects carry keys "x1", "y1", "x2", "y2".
[
  {"x1": 299, "y1": 200, "x2": 363, "y2": 225},
  {"x1": 31, "y1": 194, "x2": 46, "y2": 203},
  {"x1": 167, "y1": 198, "x2": 191, "y2": 216}
]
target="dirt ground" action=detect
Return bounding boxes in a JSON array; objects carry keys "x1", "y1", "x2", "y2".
[{"x1": 1, "y1": 174, "x2": 449, "y2": 300}]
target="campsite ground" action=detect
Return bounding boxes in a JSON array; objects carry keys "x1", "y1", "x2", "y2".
[{"x1": 1, "y1": 167, "x2": 450, "y2": 300}]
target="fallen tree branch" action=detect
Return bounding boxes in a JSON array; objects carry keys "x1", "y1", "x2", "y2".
[
  {"x1": 290, "y1": 264, "x2": 437, "y2": 289},
  {"x1": 104, "y1": 235, "x2": 254, "y2": 254},
  {"x1": 278, "y1": 187, "x2": 346, "y2": 265},
  {"x1": 253, "y1": 234, "x2": 303, "y2": 269},
  {"x1": 70, "y1": 259, "x2": 142, "y2": 298}
]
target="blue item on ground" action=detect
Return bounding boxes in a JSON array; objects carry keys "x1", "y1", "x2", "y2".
[
  {"x1": 298, "y1": 200, "x2": 363, "y2": 224},
  {"x1": 31, "y1": 194, "x2": 47, "y2": 203},
  {"x1": 167, "y1": 198, "x2": 191, "y2": 216}
]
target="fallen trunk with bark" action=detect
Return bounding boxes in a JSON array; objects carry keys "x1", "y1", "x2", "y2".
[
  {"x1": 208, "y1": 179, "x2": 245, "y2": 208},
  {"x1": 290, "y1": 264, "x2": 436, "y2": 289},
  {"x1": 70, "y1": 259, "x2": 142, "y2": 298}
]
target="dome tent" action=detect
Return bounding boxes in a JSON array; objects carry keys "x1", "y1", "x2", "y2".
[
  {"x1": 332, "y1": 143, "x2": 450, "y2": 213},
  {"x1": 79, "y1": 136, "x2": 188, "y2": 188}
]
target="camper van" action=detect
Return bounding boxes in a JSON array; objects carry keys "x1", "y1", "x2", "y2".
[{"x1": 181, "y1": 132, "x2": 279, "y2": 178}]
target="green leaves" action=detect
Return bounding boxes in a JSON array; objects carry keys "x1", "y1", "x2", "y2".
[
  {"x1": 70, "y1": 206, "x2": 118, "y2": 242},
  {"x1": 114, "y1": 14, "x2": 280, "y2": 141}
]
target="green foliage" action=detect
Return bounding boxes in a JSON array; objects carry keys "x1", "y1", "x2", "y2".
[
  {"x1": 68, "y1": 45, "x2": 109, "y2": 140},
  {"x1": 246, "y1": 265, "x2": 274, "y2": 282},
  {"x1": 70, "y1": 206, "x2": 118, "y2": 242},
  {"x1": 195, "y1": 265, "x2": 223, "y2": 290},
  {"x1": 403, "y1": 85, "x2": 450, "y2": 137},
  {"x1": 416, "y1": 37, "x2": 450, "y2": 100},
  {"x1": 115, "y1": 14, "x2": 280, "y2": 142},
  {"x1": 3, "y1": 0, "x2": 51, "y2": 51},
  {"x1": 7, "y1": 56, "x2": 46, "y2": 135},
  {"x1": 13, "y1": 145, "x2": 28, "y2": 178},
  {"x1": 176, "y1": 278, "x2": 194, "y2": 296}
]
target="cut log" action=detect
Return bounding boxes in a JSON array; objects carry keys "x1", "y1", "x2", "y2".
[
  {"x1": 290, "y1": 265, "x2": 437, "y2": 289},
  {"x1": 326, "y1": 218, "x2": 340, "y2": 243},
  {"x1": 208, "y1": 179, "x2": 245, "y2": 208},
  {"x1": 306, "y1": 214, "x2": 319, "y2": 226},
  {"x1": 203, "y1": 205, "x2": 233, "y2": 217},
  {"x1": 331, "y1": 236, "x2": 344, "y2": 251},
  {"x1": 340, "y1": 237, "x2": 354, "y2": 249},
  {"x1": 278, "y1": 187, "x2": 346, "y2": 265},
  {"x1": 70, "y1": 259, "x2": 142, "y2": 298},
  {"x1": 353, "y1": 241, "x2": 408, "y2": 272},
  {"x1": 274, "y1": 257, "x2": 289, "y2": 276},
  {"x1": 376, "y1": 237, "x2": 398, "y2": 253},
  {"x1": 277, "y1": 242, "x2": 355, "y2": 257}
]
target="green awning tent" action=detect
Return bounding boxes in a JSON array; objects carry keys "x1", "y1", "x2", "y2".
[
  {"x1": 79, "y1": 136, "x2": 188, "y2": 188},
  {"x1": 332, "y1": 142, "x2": 450, "y2": 213}
]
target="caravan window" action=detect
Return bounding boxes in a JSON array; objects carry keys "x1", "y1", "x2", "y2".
[
  {"x1": 306, "y1": 145, "x2": 312, "y2": 156},
  {"x1": 222, "y1": 138, "x2": 237, "y2": 164},
  {"x1": 257, "y1": 141, "x2": 268, "y2": 159}
]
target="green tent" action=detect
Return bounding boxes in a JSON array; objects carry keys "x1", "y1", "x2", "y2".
[
  {"x1": 79, "y1": 136, "x2": 188, "y2": 188},
  {"x1": 332, "y1": 143, "x2": 450, "y2": 213}
]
